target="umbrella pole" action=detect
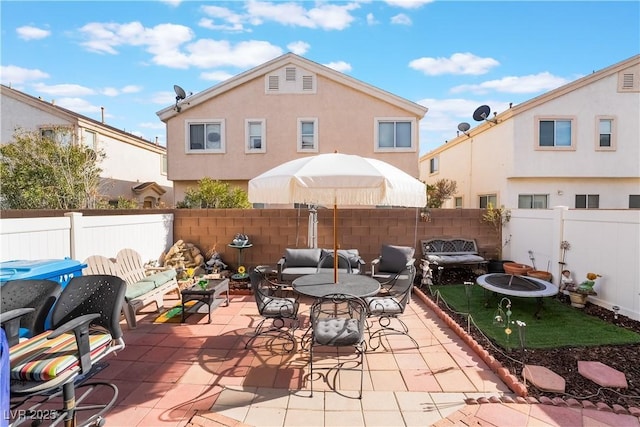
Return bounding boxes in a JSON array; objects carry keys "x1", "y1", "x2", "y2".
[{"x1": 334, "y1": 203, "x2": 338, "y2": 284}]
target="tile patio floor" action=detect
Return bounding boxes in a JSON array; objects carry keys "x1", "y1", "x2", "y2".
[{"x1": 12, "y1": 289, "x2": 639, "y2": 426}]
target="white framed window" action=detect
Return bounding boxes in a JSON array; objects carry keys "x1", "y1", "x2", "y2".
[
  {"x1": 161, "y1": 154, "x2": 167, "y2": 175},
  {"x1": 83, "y1": 130, "x2": 96, "y2": 149},
  {"x1": 518, "y1": 194, "x2": 548, "y2": 209},
  {"x1": 40, "y1": 126, "x2": 73, "y2": 146},
  {"x1": 535, "y1": 116, "x2": 575, "y2": 150},
  {"x1": 479, "y1": 194, "x2": 497, "y2": 209},
  {"x1": 186, "y1": 120, "x2": 225, "y2": 153},
  {"x1": 575, "y1": 194, "x2": 599, "y2": 209},
  {"x1": 596, "y1": 116, "x2": 616, "y2": 151},
  {"x1": 245, "y1": 119, "x2": 266, "y2": 153},
  {"x1": 375, "y1": 118, "x2": 415, "y2": 151},
  {"x1": 630, "y1": 195, "x2": 640, "y2": 208},
  {"x1": 429, "y1": 157, "x2": 438, "y2": 174},
  {"x1": 297, "y1": 118, "x2": 318, "y2": 152},
  {"x1": 454, "y1": 197, "x2": 463, "y2": 209}
]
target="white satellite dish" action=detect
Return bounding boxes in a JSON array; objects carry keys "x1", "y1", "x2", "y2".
[
  {"x1": 457, "y1": 122, "x2": 471, "y2": 136},
  {"x1": 173, "y1": 85, "x2": 188, "y2": 112}
]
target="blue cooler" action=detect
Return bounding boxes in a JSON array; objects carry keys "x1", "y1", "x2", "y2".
[{"x1": 0, "y1": 258, "x2": 87, "y2": 332}]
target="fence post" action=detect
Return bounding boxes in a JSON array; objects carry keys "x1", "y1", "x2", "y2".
[
  {"x1": 552, "y1": 206, "x2": 568, "y2": 286},
  {"x1": 64, "y1": 212, "x2": 83, "y2": 260}
]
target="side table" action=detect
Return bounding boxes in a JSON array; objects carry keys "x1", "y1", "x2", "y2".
[
  {"x1": 180, "y1": 278, "x2": 230, "y2": 323},
  {"x1": 228, "y1": 243, "x2": 253, "y2": 280}
]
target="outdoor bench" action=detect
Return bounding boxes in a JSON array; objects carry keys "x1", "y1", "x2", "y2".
[
  {"x1": 421, "y1": 238, "x2": 487, "y2": 285},
  {"x1": 276, "y1": 248, "x2": 365, "y2": 282}
]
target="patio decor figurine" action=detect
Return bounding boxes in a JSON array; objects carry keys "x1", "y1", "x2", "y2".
[{"x1": 566, "y1": 272, "x2": 601, "y2": 308}]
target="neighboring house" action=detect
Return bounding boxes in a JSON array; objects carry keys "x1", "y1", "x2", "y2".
[
  {"x1": 1, "y1": 84, "x2": 173, "y2": 207},
  {"x1": 419, "y1": 55, "x2": 640, "y2": 210},
  {"x1": 157, "y1": 53, "x2": 427, "y2": 205}
]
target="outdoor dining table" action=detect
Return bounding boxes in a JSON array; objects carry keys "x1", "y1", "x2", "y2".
[{"x1": 292, "y1": 273, "x2": 381, "y2": 299}]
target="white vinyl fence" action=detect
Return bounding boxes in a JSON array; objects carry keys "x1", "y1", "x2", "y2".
[
  {"x1": 505, "y1": 207, "x2": 640, "y2": 320},
  {"x1": 0, "y1": 212, "x2": 174, "y2": 265}
]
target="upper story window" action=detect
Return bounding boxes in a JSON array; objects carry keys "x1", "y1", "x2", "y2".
[
  {"x1": 630, "y1": 195, "x2": 640, "y2": 208},
  {"x1": 596, "y1": 116, "x2": 616, "y2": 151},
  {"x1": 429, "y1": 157, "x2": 439, "y2": 174},
  {"x1": 375, "y1": 118, "x2": 415, "y2": 152},
  {"x1": 479, "y1": 194, "x2": 497, "y2": 209},
  {"x1": 535, "y1": 117, "x2": 575, "y2": 150},
  {"x1": 161, "y1": 154, "x2": 167, "y2": 175},
  {"x1": 187, "y1": 120, "x2": 225, "y2": 153},
  {"x1": 245, "y1": 119, "x2": 266, "y2": 153},
  {"x1": 298, "y1": 118, "x2": 318, "y2": 152},
  {"x1": 40, "y1": 126, "x2": 73, "y2": 146},
  {"x1": 575, "y1": 194, "x2": 599, "y2": 209},
  {"x1": 518, "y1": 194, "x2": 548, "y2": 209},
  {"x1": 83, "y1": 130, "x2": 96, "y2": 149}
]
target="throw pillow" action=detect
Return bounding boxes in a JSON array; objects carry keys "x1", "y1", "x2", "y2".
[
  {"x1": 379, "y1": 244, "x2": 415, "y2": 273},
  {"x1": 284, "y1": 248, "x2": 322, "y2": 267}
]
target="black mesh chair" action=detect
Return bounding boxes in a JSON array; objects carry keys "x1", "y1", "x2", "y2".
[
  {"x1": 365, "y1": 266, "x2": 419, "y2": 351},
  {"x1": 245, "y1": 268, "x2": 299, "y2": 352},
  {"x1": 0, "y1": 279, "x2": 62, "y2": 347},
  {"x1": 4, "y1": 274, "x2": 126, "y2": 427},
  {"x1": 309, "y1": 293, "x2": 367, "y2": 399}
]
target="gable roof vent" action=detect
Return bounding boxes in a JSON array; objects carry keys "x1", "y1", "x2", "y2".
[
  {"x1": 285, "y1": 67, "x2": 296, "y2": 81},
  {"x1": 268, "y1": 75, "x2": 279, "y2": 90},
  {"x1": 622, "y1": 73, "x2": 634, "y2": 89},
  {"x1": 302, "y1": 75, "x2": 314, "y2": 91}
]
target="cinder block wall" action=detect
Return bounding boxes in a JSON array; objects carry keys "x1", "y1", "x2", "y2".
[{"x1": 173, "y1": 208, "x2": 498, "y2": 270}]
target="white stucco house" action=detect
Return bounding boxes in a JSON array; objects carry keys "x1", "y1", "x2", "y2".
[
  {"x1": 1, "y1": 84, "x2": 173, "y2": 207},
  {"x1": 419, "y1": 55, "x2": 640, "y2": 210}
]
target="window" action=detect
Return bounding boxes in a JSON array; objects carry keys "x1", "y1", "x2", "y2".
[
  {"x1": 429, "y1": 157, "x2": 438, "y2": 174},
  {"x1": 187, "y1": 121, "x2": 225, "y2": 153},
  {"x1": 575, "y1": 194, "x2": 599, "y2": 209},
  {"x1": 297, "y1": 118, "x2": 318, "y2": 152},
  {"x1": 630, "y1": 195, "x2": 640, "y2": 208},
  {"x1": 375, "y1": 118, "x2": 414, "y2": 151},
  {"x1": 245, "y1": 119, "x2": 265, "y2": 153},
  {"x1": 454, "y1": 197, "x2": 463, "y2": 209},
  {"x1": 161, "y1": 154, "x2": 167, "y2": 175},
  {"x1": 518, "y1": 194, "x2": 548, "y2": 209},
  {"x1": 536, "y1": 117, "x2": 574, "y2": 149},
  {"x1": 83, "y1": 130, "x2": 96, "y2": 149},
  {"x1": 40, "y1": 127, "x2": 72, "y2": 145},
  {"x1": 596, "y1": 116, "x2": 616, "y2": 150},
  {"x1": 479, "y1": 194, "x2": 497, "y2": 209}
]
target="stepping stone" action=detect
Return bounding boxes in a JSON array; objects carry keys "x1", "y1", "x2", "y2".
[
  {"x1": 578, "y1": 361, "x2": 628, "y2": 388},
  {"x1": 522, "y1": 365, "x2": 566, "y2": 393}
]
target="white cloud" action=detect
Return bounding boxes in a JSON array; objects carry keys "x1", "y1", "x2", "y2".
[
  {"x1": 451, "y1": 72, "x2": 572, "y2": 95},
  {"x1": 409, "y1": 53, "x2": 499, "y2": 76},
  {"x1": 0, "y1": 65, "x2": 49, "y2": 84},
  {"x1": 101, "y1": 85, "x2": 143, "y2": 96},
  {"x1": 16, "y1": 25, "x2": 51, "y2": 40},
  {"x1": 31, "y1": 83, "x2": 95, "y2": 97},
  {"x1": 199, "y1": 5, "x2": 247, "y2": 32},
  {"x1": 287, "y1": 41, "x2": 310, "y2": 55},
  {"x1": 366, "y1": 13, "x2": 378, "y2": 25},
  {"x1": 390, "y1": 13, "x2": 412, "y2": 25},
  {"x1": 55, "y1": 97, "x2": 103, "y2": 114},
  {"x1": 323, "y1": 61, "x2": 352, "y2": 73},
  {"x1": 185, "y1": 39, "x2": 282, "y2": 69},
  {"x1": 160, "y1": 0, "x2": 182, "y2": 6},
  {"x1": 139, "y1": 122, "x2": 166, "y2": 130},
  {"x1": 200, "y1": 70, "x2": 235, "y2": 82},
  {"x1": 151, "y1": 91, "x2": 178, "y2": 105},
  {"x1": 245, "y1": 0, "x2": 359, "y2": 30},
  {"x1": 385, "y1": 0, "x2": 434, "y2": 9}
]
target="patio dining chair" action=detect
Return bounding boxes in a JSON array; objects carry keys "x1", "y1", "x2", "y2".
[
  {"x1": 309, "y1": 293, "x2": 367, "y2": 399},
  {"x1": 365, "y1": 265, "x2": 419, "y2": 351},
  {"x1": 316, "y1": 251, "x2": 352, "y2": 275},
  {"x1": 3, "y1": 274, "x2": 126, "y2": 427},
  {"x1": 0, "y1": 279, "x2": 62, "y2": 347},
  {"x1": 245, "y1": 268, "x2": 300, "y2": 352}
]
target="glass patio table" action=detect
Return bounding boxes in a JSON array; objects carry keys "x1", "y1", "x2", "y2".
[{"x1": 292, "y1": 273, "x2": 380, "y2": 298}]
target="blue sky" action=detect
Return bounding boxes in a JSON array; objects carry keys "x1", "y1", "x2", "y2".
[{"x1": 2, "y1": 1, "x2": 639, "y2": 155}]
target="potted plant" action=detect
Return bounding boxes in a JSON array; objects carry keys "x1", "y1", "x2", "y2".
[
  {"x1": 567, "y1": 272, "x2": 601, "y2": 308},
  {"x1": 481, "y1": 203, "x2": 512, "y2": 273}
]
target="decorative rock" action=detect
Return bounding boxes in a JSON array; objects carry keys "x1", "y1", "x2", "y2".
[
  {"x1": 477, "y1": 397, "x2": 490, "y2": 404},
  {"x1": 578, "y1": 361, "x2": 628, "y2": 388},
  {"x1": 522, "y1": 365, "x2": 566, "y2": 393},
  {"x1": 489, "y1": 396, "x2": 501, "y2": 403},
  {"x1": 464, "y1": 398, "x2": 478, "y2": 405},
  {"x1": 501, "y1": 396, "x2": 516, "y2": 404}
]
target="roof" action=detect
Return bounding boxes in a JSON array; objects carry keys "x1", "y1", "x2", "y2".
[
  {"x1": 420, "y1": 54, "x2": 640, "y2": 159},
  {"x1": 132, "y1": 182, "x2": 166, "y2": 196},
  {"x1": 1, "y1": 84, "x2": 166, "y2": 153},
  {"x1": 157, "y1": 52, "x2": 428, "y2": 121}
]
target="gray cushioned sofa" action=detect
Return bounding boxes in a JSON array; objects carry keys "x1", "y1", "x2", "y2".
[{"x1": 276, "y1": 248, "x2": 365, "y2": 282}]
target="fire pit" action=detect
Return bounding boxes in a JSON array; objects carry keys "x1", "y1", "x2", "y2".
[{"x1": 476, "y1": 273, "x2": 558, "y2": 318}]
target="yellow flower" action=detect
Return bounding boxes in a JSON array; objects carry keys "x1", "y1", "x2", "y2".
[
  {"x1": 586, "y1": 272, "x2": 601, "y2": 281},
  {"x1": 186, "y1": 268, "x2": 195, "y2": 278},
  {"x1": 505, "y1": 328, "x2": 512, "y2": 335},
  {"x1": 238, "y1": 265, "x2": 246, "y2": 274}
]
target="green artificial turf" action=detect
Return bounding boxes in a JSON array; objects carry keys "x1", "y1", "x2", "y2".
[{"x1": 430, "y1": 284, "x2": 640, "y2": 350}]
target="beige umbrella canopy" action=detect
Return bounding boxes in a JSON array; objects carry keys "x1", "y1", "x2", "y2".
[{"x1": 248, "y1": 153, "x2": 427, "y2": 283}]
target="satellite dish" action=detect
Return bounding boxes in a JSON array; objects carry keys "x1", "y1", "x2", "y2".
[
  {"x1": 457, "y1": 122, "x2": 470, "y2": 132},
  {"x1": 473, "y1": 105, "x2": 491, "y2": 122},
  {"x1": 174, "y1": 85, "x2": 187, "y2": 100}
]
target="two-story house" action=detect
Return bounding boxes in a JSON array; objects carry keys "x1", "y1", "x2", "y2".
[
  {"x1": 419, "y1": 55, "x2": 640, "y2": 210},
  {"x1": 1, "y1": 84, "x2": 173, "y2": 207},
  {"x1": 156, "y1": 53, "x2": 428, "y2": 205}
]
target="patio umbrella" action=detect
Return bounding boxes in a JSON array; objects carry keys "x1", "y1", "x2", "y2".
[{"x1": 248, "y1": 152, "x2": 427, "y2": 283}]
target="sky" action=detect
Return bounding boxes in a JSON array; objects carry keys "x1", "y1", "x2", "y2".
[{"x1": 1, "y1": 1, "x2": 639, "y2": 155}]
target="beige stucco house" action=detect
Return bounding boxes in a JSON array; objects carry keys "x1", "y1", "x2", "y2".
[
  {"x1": 419, "y1": 55, "x2": 640, "y2": 210},
  {"x1": 1, "y1": 84, "x2": 173, "y2": 207},
  {"x1": 157, "y1": 53, "x2": 428, "y2": 205}
]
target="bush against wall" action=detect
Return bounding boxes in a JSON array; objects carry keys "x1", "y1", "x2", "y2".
[{"x1": 177, "y1": 177, "x2": 251, "y2": 209}]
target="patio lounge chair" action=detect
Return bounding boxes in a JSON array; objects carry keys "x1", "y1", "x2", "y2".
[
  {"x1": 3, "y1": 274, "x2": 126, "y2": 426},
  {"x1": 0, "y1": 279, "x2": 61, "y2": 346},
  {"x1": 309, "y1": 293, "x2": 367, "y2": 399},
  {"x1": 370, "y1": 244, "x2": 416, "y2": 282},
  {"x1": 245, "y1": 268, "x2": 300, "y2": 352},
  {"x1": 366, "y1": 265, "x2": 419, "y2": 350}
]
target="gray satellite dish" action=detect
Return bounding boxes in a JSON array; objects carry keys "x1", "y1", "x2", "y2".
[
  {"x1": 473, "y1": 105, "x2": 491, "y2": 122},
  {"x1": 174, "y1": 85, "x2": 187, "y2": 100},
  {"x1": 457, "y1": 122, "x2": 470, "y2": 132}
]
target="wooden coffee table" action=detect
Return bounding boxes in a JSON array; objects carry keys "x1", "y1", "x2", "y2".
[{"x1": 180, "y1": 278, "x2": 230, "y2": 323}]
